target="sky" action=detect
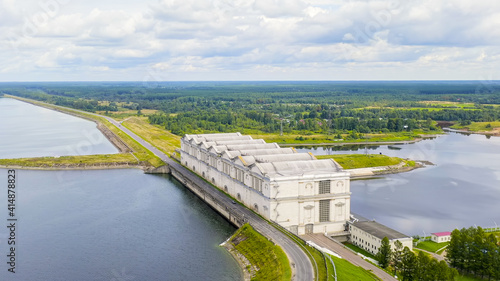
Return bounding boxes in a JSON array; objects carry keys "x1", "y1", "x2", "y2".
[{"x1": 0, "y1": 0, "x2": 499, "y2": 81}]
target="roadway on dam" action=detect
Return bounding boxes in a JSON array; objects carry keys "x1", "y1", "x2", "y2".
[{"x1": 104, "y1": 117, "x2": 315, "y2": 281}]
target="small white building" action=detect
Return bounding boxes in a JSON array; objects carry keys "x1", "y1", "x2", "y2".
[
  {"x1": 349, "y1": 221, "x2": 413, "y2": 255},
  {"x1": 180, "y1": 132, "x2": 351, "y2": 235},
  {"x1": 431, "y1": 232, "x2": 452, "y2": 243}
]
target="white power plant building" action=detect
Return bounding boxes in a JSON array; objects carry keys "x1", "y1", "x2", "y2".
[{"x1": 180, "y1": 132, "x2": 351, "y2": 235}]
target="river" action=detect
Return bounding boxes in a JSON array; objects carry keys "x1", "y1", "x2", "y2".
[
  {"x1": 296, "y1": 133, "x2": 500, "y2": 236},
  {"x1": 0, "y1": 98, "x2": 241, "y2": 280}
]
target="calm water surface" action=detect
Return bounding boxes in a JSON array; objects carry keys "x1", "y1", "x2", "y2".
[
  {"x1": 0, "y1": 97, "x2": 241, "y2": 280},
  {"x1": 297, "y1": 133, "x2": 500, "y2": 235},
  {"x1": 0, "y1": 169, "x2": 241, "y2": 281},
  {"x1": 0, "y1": 98, "x2": 118, "y2": 159}
]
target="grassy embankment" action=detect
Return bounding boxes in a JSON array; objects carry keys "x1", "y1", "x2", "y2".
[
  {"x1": 414, "y1": 240, "x2": 449, "y2": 254},
  {"x1": 1, "y1": 95, "x2": 164, "y2": 168},
  {"x1": 330, "y1": 255, "x2": 381, "y2": 280},
  {"x1": 252, "y1": 131, "x2": 424, "y2": 145},
  {"x1": 450, "y1": 121, "x2": 500, "y2": 134},
  {"x1": 316, "y1": 154, "x2": 416, "y2": 170},
  {"x1": 344, "y1": 243, "x2": 377, "y2": 260},
  {"x1": 228, "y1": 224, "x2": 291, "y2": 281},
  {"x1": 121, "y1": 117, "x2": 181, "y2": 155}
]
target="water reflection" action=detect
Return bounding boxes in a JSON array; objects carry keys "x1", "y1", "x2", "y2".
[{"x1": 297, "y1": 133, "x2": 500, "y2": 235}]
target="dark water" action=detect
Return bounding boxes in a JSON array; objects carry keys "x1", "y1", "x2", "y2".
[
  {"x1": 0, "y1": 97, "x2": 241, "y2": 280},
  {"x1": 0, "y1": 98, "x2": 118, "y2": 159},
  {"x1": 0, "y1": 169, "x2": 241, "y2": 281},
  {"x1": 297, "y1": 133, "x2": 500, "y2": 236}
]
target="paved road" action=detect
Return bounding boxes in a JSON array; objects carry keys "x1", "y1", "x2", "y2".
[
  {"x1": 302, "y1": 234, "x2": 397, "y2": 281},
  {"x1": 103, "y1": 116, "x2": 315, "y2": 281}
]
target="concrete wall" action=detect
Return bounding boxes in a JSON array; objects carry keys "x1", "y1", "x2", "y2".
[{"x1": 169, "y1": 167, "x2": 246, "y2": 228}]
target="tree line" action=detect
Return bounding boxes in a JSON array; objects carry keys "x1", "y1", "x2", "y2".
[
  {"x1": 376, "y1": 237, "x2": 458, "y2": 281},
  {"x1": 447, "y1": 227, "x2": 500, "y2": 280},
  {"x1": 2, "y1": 81, "x2": 500, "y2": 136}
]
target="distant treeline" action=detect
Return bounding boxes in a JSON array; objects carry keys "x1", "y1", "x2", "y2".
[{"x1": 2, "y1": 81, "x2": 500, "y2": 135}]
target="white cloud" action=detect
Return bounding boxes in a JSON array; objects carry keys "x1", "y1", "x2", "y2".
[{"x1": 0, "y1": 0, "x2": 499, "y2": 81}]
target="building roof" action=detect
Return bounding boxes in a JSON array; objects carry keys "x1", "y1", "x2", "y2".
[
  {"x1": 236, "y1": 153, "x2": 317, "y2": 167},
  {"x1": 183, "y1": 132, "x2": 346, "y2": 179},
  {"x1": 432, "y1": 231, "x2": 452, "y2": 237},
  {"x1": 239, "y1": 148, "x2": 296, "y2": 156},
  {"x1": 351, "y1": 221, "x2": 410, "y2": 240},
  {"x1": 254, "y1": 159, "x2": 342, "y2": 177}
]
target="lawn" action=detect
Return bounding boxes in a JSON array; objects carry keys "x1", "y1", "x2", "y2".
[
  {"x1": 343, "y1": 243, "x2": 377, "y2": 260},
  {"x1": 317, "y1": 154, "x2": 409, "y2": 169},
  {"x1": 331, "y1": 255, "x2": 381, "y2": 280},
  {"x1": 230, "y1": 224, "x2": 291, "y2": 281},
  {"x1": 414, "y1": 240, "x2": 449, "y2": 253}
]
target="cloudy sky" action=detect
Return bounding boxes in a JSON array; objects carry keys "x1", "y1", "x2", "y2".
[{"x1": 0, "y1": 0, "x2": 499, "y2": 81}]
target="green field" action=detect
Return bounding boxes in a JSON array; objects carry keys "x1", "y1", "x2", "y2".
[
  {"x1": 0, "y1": 154, "x2": 138, "y2": 168},
  {"x1": 252, "y1": 132, "x2": 422, "y2": 145},
  {"x1": 122, "y1": 117, "x2": 181, "y2": 155},
  {"x1": 331, "y1": 255, "x2": 381, "y2": 280},
  {"x1": 414, "y1": 240, "x2": 449, "y2": 253},
  {"x1": 230, "y1": 224, "x2": 291, "y2": 281},
  {"x1": 317, "y1": 154, "x2": 413, "y2": 169},
  {"x1": 450, "y1": 121, "x2": 500, "y2": 132}
]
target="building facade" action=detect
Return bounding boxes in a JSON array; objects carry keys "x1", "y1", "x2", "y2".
[
  {"x1": 180, "y1": 132, "x2": 351, "y2": 235},
  {"x1": 349, "y1": 221, "x2": 413, "y2": 255},
  {"x1": 431, "y1": 232, "x2": 452, "y2": 243}
]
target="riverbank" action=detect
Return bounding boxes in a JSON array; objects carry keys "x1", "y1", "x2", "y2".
[
  {"x1": 221, "y1": 224, "x2": 292, "y2": 281},
  {"x1": 348, "y1": 161, "x2": 426, "y2": 179},
  {"x1": 444, "y1": 127, "x2": 500, "y2": 137}
]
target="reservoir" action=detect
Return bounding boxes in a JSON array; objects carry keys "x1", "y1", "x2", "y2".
[
  {"x1": 296, "y1": 133, "x2": 500, "y2": 236},
  {"x1": 0, "y1": 98, "x2": 118, "y2": 159},
  {"x1": 0, "y1": 98, "x2": 241, "y2": 280}
]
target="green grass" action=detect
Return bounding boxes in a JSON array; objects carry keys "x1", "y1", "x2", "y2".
[
  {"x1": 0, "y1": 154, "x2": 138, "y2": 167},
  {"x1": 230, "y1": 224, "x2": 291, "y2": 281},
  {"x1": 122, "y1": 117, "x2": 181, "y2": 156},
  {"x1": 450, "y1": 121, "x2": 500, "y2": 132},
  {"x1": 251, "y1": 131, "x2": 424, "y2": 145},
  {"x1": 317, "y1": 154, "x2": 408, "y2": 169},
  {"x1": 331, "y1": 255, "x2": 381, "y2": 280},
  {"x1": 343, "y1": 243, "x2": 377, "y2": 260},
  {"x1": 414, "y1": 240, "x2": 449, "y2": 253}
]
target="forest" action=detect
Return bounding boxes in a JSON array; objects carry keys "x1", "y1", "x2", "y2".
[{"x1": 1, "y1": 81, "x2": 500, "y2": 137}]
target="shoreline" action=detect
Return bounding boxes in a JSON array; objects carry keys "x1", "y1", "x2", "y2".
[
  {"x1": 348, "y1": 161, "x2": 427, "y2": 179},
  {"x1": 4, "y1": 95, "x2": 132, "y2": 154},
  {"x1": 278, "y1": 135, "x2": 442, "y2": 147},
  {"x1": 0, "y1": 163, "x2": 146, "y2": 171},
  {"x1": 443, "y1": 127, "x2": 500, "y2": 137}
]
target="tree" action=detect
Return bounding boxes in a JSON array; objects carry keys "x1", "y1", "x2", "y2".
[
  {"x1": 392, "y1": 240, "x2": 404, "y2": 276},
  {"x1": 376, "y1": 237, "x2": 392, "y2": 269},
  {"x1": 401, "y1": 247, "x2": 416, "y2": 281}
]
